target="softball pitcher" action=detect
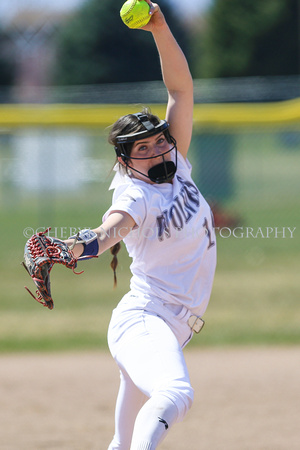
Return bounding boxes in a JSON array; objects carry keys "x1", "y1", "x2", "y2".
[{"x1": 67, "y1": 2, "x2": 216, "y2": 448}]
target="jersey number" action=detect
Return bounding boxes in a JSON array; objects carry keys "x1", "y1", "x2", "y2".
[{"x1": 203, "y1": 217, "x2": 215, "y2": 249}]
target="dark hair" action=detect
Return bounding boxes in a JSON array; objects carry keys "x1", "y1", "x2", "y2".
[
  {"x1": 108, "y1": 108, "x2": 160, "y2": 286},
  {"x1": 110, "y1": 242, "x2": 121, "y2": 288},
  {"x1": 108, "y1": 107, "x2": 161, "y2": 170}
]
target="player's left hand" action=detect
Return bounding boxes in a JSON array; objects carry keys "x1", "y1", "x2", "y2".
[{"x1": 22, "y1": 228, "x2": 81, "y2": 309}]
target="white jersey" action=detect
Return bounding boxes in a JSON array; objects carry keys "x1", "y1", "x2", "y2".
[{"x1": 103, "y1": 152, "x2": 216, "y2": 317}]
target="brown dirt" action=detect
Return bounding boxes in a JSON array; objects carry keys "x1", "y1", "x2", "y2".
[{"x1": 1, "y1": 347, "x2": 299, "y2": 449}]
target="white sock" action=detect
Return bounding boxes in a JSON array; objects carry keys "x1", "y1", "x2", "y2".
[
  {"x1": 130, "y1": 395, "x2": 178, "y2": 450},
  {"x1": 134, "y1": 442, "x2": 152, "y2": 450}
]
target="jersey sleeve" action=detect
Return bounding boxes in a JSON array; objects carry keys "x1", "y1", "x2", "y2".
[
  {"x1": 178, "y1": 151, "x2": 192, "y2": 174},
  {"x1": 102, "y1": 184, "x2": 147, "y2": 227}
]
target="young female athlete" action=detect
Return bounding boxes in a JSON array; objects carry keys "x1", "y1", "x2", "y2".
[{"x1": 67, "y1": 1, "x2": 216, "y2": 448}]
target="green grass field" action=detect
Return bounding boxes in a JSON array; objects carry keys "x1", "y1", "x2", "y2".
[{"x1": 1, "y1": 127, "x2": 299, "y2": 352}]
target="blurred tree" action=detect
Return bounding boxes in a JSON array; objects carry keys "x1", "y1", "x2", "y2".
[
  {"x1": 193, "y1": 0, "x2": 300, "y2": 77},
  {"x1": 53, "y1": 0, "x2": 189, "y2": 84},
  {"x1": 0, "y1": 29, "x2": 14, "y2": 86}
]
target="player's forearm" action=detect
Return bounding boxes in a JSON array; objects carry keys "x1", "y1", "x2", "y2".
[
  {"x1": 152, "y1": 23, "x2": 193, "y2": 94},
  {"x1": 65, "y1": 230, "x2": 121, "y2": 259},
  {"x1": 94, "y1": 211, "x2": 136, "y2": 255},
  {"x1": 65, "y1": 231, "x2": 120, "y2": 259},
  {"x1": 66, "y1": 212, "x2": 135, "y2": 259}
]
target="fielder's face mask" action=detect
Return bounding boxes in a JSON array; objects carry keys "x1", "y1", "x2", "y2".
[{"x1": 114, "y1": 113, "x2": 177, "y2": 184}]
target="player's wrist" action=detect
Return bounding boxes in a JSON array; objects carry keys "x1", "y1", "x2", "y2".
[
  {"x1": 149, "y1": 19, "x2": 168, "y2": 35},
  {"x1": 67, "y1": 241, "x2": 85, "y2": 258},
  {"x1": 68, "y1": 229, "x2": 99, "y2": 260}
]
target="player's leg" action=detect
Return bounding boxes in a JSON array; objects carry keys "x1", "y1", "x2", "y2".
[
  {"x1": 108, "y1": 369, "x2": 147, "y2": 450},
  {"x1": 110, "y1": 311, "x2": 194, "y2": 449},
  {"x1": 130, "y1": 393, "x2": 180, "y2": 449}
]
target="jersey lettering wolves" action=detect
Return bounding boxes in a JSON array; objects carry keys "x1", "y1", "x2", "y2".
[{"x1": 103, "y1": 153, "x2": 216, "y2": 316}]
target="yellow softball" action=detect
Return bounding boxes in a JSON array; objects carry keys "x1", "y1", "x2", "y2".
[{"x1": 120, "y1": 0, "x2": 151, "y2": 29}]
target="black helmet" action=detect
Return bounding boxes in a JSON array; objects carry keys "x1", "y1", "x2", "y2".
[{"x1": 114, "y1": 113, "x2": 177, "y2": 184}]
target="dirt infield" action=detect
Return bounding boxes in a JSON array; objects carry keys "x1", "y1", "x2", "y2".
[{"x1": 1, "y1": 347, "x2": 299, "y2": 450}]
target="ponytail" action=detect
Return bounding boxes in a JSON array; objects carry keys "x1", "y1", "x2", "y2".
[{"x1": 110, "y1": 242, "x2": 121, "y2": 287}]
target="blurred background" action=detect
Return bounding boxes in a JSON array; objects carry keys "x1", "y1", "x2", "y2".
[{"x1": 0, "y1": 0, "x2": 299, "y2": 352}]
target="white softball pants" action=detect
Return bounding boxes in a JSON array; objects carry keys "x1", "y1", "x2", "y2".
[{"x1": 107, "y1": 292, "x2": 194, "y2": 450}]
